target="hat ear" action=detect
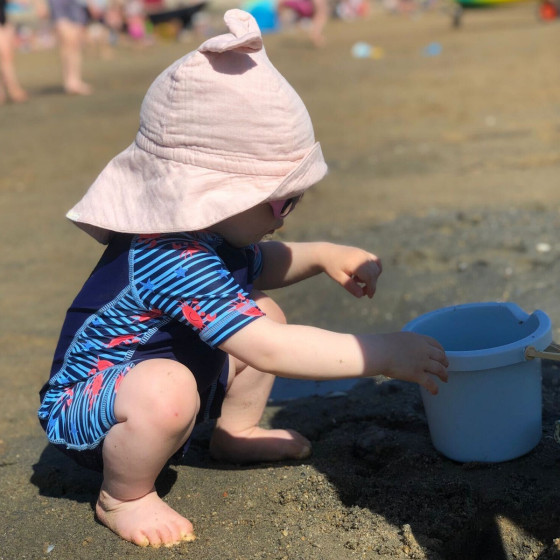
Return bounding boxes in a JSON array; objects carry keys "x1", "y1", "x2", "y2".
[{"x1": 198, "y1": 9, "x2": 263, "y2": 54}]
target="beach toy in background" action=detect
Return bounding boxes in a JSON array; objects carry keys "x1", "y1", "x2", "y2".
[
  {"x1": 422, "y1": 41, "x2": 442, "y2": 56},
  {"x1": 351, "y1": 41, "x2": 371, "y2": 58},
  {"x1": 351, "y1": 42, "x2": 385, "y2": 59},
  {"x1": 403, "y1": 302, "x2": 560, "y2": 463},
  {"x1": 241, "y1": 0, "x2": 279, "y2": 32}
]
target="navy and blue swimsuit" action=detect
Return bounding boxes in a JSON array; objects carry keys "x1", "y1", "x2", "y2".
[{"x1": 38, "y1": 232, "x2": 264, "y2": 463}]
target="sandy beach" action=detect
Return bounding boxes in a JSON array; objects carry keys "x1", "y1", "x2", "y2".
[{"x1": 2, "y1": 3, "x2": 560, "y2": 558}]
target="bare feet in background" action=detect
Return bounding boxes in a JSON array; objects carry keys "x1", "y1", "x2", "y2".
[{"x1": 64, "y1": 80, "x2": 93, "y2": 95}]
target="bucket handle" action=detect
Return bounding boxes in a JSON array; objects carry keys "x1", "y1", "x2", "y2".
[{"x1": 525, "y1": 342, "x2": 560, "y2": 362}]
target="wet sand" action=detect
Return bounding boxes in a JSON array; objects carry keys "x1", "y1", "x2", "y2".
[{"x1": 2, "y1": 3, "x2": 560, "y2": 558}]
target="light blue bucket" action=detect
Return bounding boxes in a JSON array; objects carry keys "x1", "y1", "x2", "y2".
[{"x1": 403, "y1": 302, "x2": 553, "y2": 463}]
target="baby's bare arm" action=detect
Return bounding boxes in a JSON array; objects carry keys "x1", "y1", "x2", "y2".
[
  {"x1": 255, "y1": 241, "x2": 382, "y2": 297},
  {"x1": 219, "y1": 317, "x2": 448, "y2": 394}
]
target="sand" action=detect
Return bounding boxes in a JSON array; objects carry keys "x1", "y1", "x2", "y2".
[{"x1": 2, "y1": 3, "x2": 560, "y2": 558}]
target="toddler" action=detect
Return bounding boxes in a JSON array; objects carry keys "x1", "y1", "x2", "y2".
[{"x1": 38, "y1": 9, "x2": 448, "y2": 548}]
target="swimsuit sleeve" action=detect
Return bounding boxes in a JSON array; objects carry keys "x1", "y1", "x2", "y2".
[{"x1": 130, "y1": 234, "x2": 265, "y2": 347}]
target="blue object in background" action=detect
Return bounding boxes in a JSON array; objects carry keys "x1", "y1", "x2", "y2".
[
  {"x1": 351, "y1": 41, "x2": 372, "y2": 58},
  {"x1": 242, "y1": 0, "x2": 279, "y2": 32},
  {"x1": 423, "y1": 42, "x2": 442, "y2": 56}
]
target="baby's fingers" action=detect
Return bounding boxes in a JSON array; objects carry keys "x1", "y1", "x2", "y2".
[
  {"x1": 426, "y1": 336, "x2": 446, "y2": 355},
  {"x1": 421, "y1": 358, "x2": 449, "y2": 395},
  {"x1": 429, "y1": 345, "x2": 449, "y2": 370},
  {"x1": 350, "y1": 274, "x2": 378, "y2": 299},
  {"x1": 419, "y1": 373, "x2": 441, "y2": 396},
  {"x1": 352, "y1": 262, "x2": 382, "y2": 299},
  {"x1": 338, "y1": 274, "x2": 369, "y2": 298},
  {"x1": 428, "y1": 360, "x2": 448, "y2": 383}
]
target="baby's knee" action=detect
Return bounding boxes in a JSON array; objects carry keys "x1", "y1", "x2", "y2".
[
  {"x1": 153, "y1": 363, "x2": 200, "y2": 427},
  {"x1": 117, "y1": 360, "x2": 200, "y2": 430}
]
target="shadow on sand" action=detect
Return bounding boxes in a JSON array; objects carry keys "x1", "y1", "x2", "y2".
[
  {"x1": 268, "y1": 366, "x2": 560, "y2": 560},
  {"x1": 28, "y1": 365, "x2": 560, "y2": 559}
]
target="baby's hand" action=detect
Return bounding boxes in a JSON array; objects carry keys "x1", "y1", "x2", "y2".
[
  {"x1": 375, "y1": 332, "x2": 449, "y2": 395},
  {"x1": 322, "y1": 244, "x2": 382, "y2": 298}
]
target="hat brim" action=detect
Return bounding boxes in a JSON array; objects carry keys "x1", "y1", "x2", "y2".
[{"x1": 67, "y1": 141, "x2": 327, "y2": 244}]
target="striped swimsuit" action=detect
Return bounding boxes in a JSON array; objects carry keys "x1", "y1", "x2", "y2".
[{"x1": 38, "y1": 232, "x2": 264, "y2": 465}]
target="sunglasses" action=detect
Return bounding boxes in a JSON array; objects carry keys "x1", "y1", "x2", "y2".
[{"x1": 268, "y1": 195, "x2": 303, "y2": 219}]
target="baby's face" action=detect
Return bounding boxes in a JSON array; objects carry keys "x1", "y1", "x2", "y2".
[{"x1": 208, "y1": 203, "x2": 285, "y2": 247}]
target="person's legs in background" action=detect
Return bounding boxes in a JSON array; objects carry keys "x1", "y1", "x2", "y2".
[
  {"x1": 0, "y1": 21, "x2": 29, "y2": 103},
  {"x1": 48, "y1": 0, "x2": 94, "y2": 95},
  {"x1": 309, "y1": 0, "x2": 328, "y2": 47},
  {"x1": 54, "y1": 16, "x2": 92, "y2": 95}
]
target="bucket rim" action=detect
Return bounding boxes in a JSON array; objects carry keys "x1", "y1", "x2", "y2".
[{"x1": 402, "y1": 302, "x2": 552, "y2": 371}]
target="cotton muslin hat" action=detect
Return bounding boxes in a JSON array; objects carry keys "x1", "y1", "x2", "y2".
[{"x1": 67, "y1": 9, "x2": 328, "y2": 244}]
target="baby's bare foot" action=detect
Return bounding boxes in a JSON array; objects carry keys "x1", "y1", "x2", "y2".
[
  {"x1": 96, "y1": 487, "x2": 195, "y2": 547},
  {"x1": 210, "y1": 426, "x2": 311, "y2": 464}
]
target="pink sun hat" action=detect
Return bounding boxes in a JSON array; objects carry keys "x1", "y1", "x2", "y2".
[{"x1": 66, "y1": 9, "x2": 328, "y2": 244}]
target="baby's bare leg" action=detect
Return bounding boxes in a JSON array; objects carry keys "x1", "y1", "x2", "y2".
[
  {"x1": 96, "y1": 359, "x2": 198, "y2": 547},
  {"x1": 210, "y1": 291, "x2": 311, "y2": 464}
]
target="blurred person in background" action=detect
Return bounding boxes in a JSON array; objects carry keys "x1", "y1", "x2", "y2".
[
  {"x1": 47, "y1": 0, "x2": 104, "y2": 94},
  {"x1": 0, "y1": 0, "x2": 35, "y2": 102},
  {"x1": 278, "y1": 0, "x2": 329, "y2": 47}
]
